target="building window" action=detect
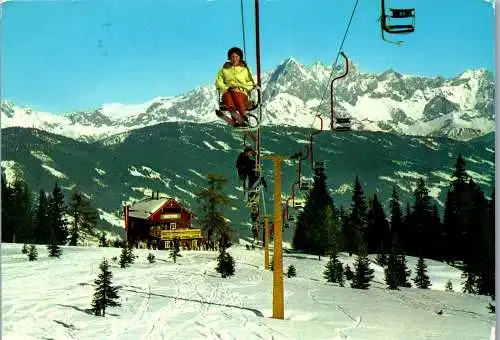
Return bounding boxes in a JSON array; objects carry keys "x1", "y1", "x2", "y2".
[{"x1": 170, "y1": 222, "x2": 176, "y2": 230}]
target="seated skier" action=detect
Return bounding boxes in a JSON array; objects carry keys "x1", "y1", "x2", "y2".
[{"x1": 215, "y1": 47, "x2": 258, "y2": 127}]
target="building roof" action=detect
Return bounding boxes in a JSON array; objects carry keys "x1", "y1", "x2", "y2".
[
  {"x1": 129, "y1": 198, "x2": 170, "y2": 219},
  {"x1": 127, "y1": 196, "x2": 195, "y2": 220}
]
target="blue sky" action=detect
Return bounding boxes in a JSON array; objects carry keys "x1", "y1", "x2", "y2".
[{"x1": 1, "y1": 0, "x2": 496, "y2": 114}]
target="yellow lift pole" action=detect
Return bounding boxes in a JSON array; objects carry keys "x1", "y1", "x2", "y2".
[{"x1": 263, "y1": 154, "x2": 287, "y2": 320}]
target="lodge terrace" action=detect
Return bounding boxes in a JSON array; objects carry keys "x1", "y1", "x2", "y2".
[{"x1": 123, "y1": 193, "x2": 204, "y2": 250}]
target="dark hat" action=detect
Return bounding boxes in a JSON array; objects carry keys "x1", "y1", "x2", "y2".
[
  {"x1": 228, "y1": 47, "x2": 244, "y2": 60},
  {"x1": 244, "y1": 146, "x2": 254, "y2": 153}
]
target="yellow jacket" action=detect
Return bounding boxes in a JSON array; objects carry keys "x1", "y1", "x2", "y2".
[{"x1": 215, "y1": 62, "x2": 255, "y2": 94}]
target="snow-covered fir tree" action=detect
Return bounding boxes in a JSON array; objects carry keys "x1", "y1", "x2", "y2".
[
  {"x1": 27, "y1": 244, "x2": 38, "y2": 261},
  {"x1": 445, "y1": 279, "x2": 454, "y2": 292},
  {"x1": 323, "y1": 252, "x2": 344, "y2": 286},
  {"x1": 119, "y1": 244, "x2": 133, "y2": 268},
  {"x1": 385, "y1": 253, "x2": 399, "y2": 290},
  {"x1": 99, "y1": 232, "x2": 107, "y2": 247},
  {"x1": 413, "y1": 256, "x2": 431, "y2": 289},
  {"x1": 91, "y1": 258, "x2": 121, "y2": 317},
  {"x1": 47, "y1": 229, "x2": 62, "y2": 258},
  {"x1": 216, "y1": 250, "x2": 235, "y2": 278},
  {"x1": 169, "y1": 238, "x2": 181, "y2": 264},
  {"x1": 398, "y1": 254, "x2": 412, "y2": 288},
  {"x1": 351, "y1": 243, "x2": 374, "y2": 290},
  {"x1": 344, "y1": 264, "x2": 354, "y2": 281}
]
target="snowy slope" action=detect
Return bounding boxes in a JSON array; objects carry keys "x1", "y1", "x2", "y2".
[{"x1": 2, "y1": 242, "x2": 495, "y2": 340}]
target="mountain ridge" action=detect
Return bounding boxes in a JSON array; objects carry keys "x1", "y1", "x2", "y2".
[{"x1": 1, "y1": 59, "x2": 495, "y2": 143}]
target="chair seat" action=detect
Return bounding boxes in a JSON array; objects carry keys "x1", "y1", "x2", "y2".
[
  {"x1": 218, "y1": 101, "x2": 258, "y2": 112},
  {"x1": 388, "y1": 24, "x2": 414, "y2": 30}
]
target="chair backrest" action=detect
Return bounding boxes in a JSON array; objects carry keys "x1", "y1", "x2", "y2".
[{"x1": 389, "y1": 8, "x2": 414, "y2": 18}]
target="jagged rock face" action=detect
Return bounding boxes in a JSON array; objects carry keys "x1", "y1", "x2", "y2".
[
  {"x1": 1, "y1": 59, "x2": 495, "y2": 142},
  {"x1": 422, "y1": 96, "x2": 460, "y2": 122}
]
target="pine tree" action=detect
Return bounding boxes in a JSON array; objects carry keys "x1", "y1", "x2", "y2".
[
  {"x1": 68, "y1": 191, "x2": 100, "y2": 245},
  {"x1": 47, "y1": 229, "x2": 62, "y2": 258},
  {"x1": 69, "y1": 225, "x2": 79, "y2": 246},
  {"x1": 27, "y1": 244, "x2": 38, "y2": 261},
  {"x1": 340, "y1": 207, "x2": 355, "y2": 256},
  {"x1": 349, "y1": 176, "x2": 369, "y2": 254},
  {"x1": 48, "y1": 181, "x2": 68, "y2": 244},
  {"x1": 351, "y1": 255, "x2": 374, "y2": 289},
  {"x1": 445, "y1": 279, "x2": 453, "y2": 292},
  {"x1": 33, "y1": 190, "x2": 51, "y2": 244},
  {"x1": 401, "y1": 202, "x2": 412, "y2": 255},
  {"x1": 147, "y1": 253, "x2": 155, "y2": 263},
  {"x1": 487, "y1": 296, "x2": 495, "y2": 313},
  {"x1": 196, "y1": 174, "x2": 232, "y2": 251},
  {"x1": 351, "y1": 242, "x2": 374, "y2": 289},
  {"x1": 367, "y1": 194, "x2": 390, "y2": 255},
  {"x1": 99, "y1": 232, "x2": 107, "y2": 247},
  {"x1": 461, "y1": 264, "x2": 477, "y2": 294},
  {"x1": 21, "y1": 244, "x2": 29, "y2": 254},
  {"x1": 429, "y1": 204, "x2": 444, "y2": 261},
  {"x1": 293, "y1": 164, "x2": 340, "y2": 260},
  {"x1": 323, "y1": 253, "x2": 345, "y2": 286},
  {"x1": 169, "y1": 238, "x2": 181, "y2": 263},
  {"x1": 389, "y1": 187, "x2": 404, "y2": 252},
  {"x1": 376, "y1": 253, "x2": 387, "y2": 266},
  {"x1": 477, "y1": 190, "x2": 495, "y2": 297},
  {"x1": 1, "y1": 172, "x2": 15, "y2": 243},
  {"x1": 410, "y1": 178, "x2": 434, "y2": 257},
  {"x1": 91, "y1": 258, "x2": 121, "y2": 317},
  {"x1": 286, "y1": 264, "x2": 297, "y2": 278},
  {"x1": 215, "y1": 249, "x2": 235, "y2": 278},
  {"x1": 413, "y1": 256, "x2": 431, "y2": 289},
  {"x1": 11, "y1": 179, "x2": 34, "y2": 243},
  {"x1": 443, "y1": 154, "x2": 471, "y2": 264},
  {"x1": 119, "y1": 245, "x2": 130, "y2": 268},
  {"x1": 126, "y1": 243, "x2": 135, "y2": 265},
  {"x1": 397, "y1": 254, "x2": 412, "y2": 287},
  {"x1": 344, "y1": 264, "x2": 354, "y2": 281},
  {"x1": 384, "y1": 253, "x2": 400, "y2": 290}
]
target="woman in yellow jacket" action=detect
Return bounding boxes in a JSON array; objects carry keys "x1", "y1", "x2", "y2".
[{"x1": 215, "y1": 47, "x2": 257, "y2": 127}]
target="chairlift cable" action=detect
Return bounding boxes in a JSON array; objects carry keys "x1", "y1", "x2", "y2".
[
  {"x1": 307, "y1": 0, "x2": 359, "y2": 168},
  {"x1": 240, "y1": 0, "x2": 247, "y2": 58}
]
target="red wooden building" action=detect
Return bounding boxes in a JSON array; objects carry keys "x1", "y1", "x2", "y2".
[{"x1": 124, "y1": 194, "x2": 203, "y2": 250}]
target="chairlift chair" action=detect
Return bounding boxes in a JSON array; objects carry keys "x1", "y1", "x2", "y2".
[
  {"x1": 299, "y1": 178, "x2": 313, "y2": 191},
  {"x1": 383, "y1": 8, "x2": 415, "y2": 34},
  {"x1": 334, "y1": 117, "x2": 352, "y2": 132},
  {"x1": 294, "y1": 199, "x2": 306, "y2": 210},
  {"x1": 314, "y1": 161, "x2": 325, "y2": 171},
  {"x1": 217, "y1": 88, "x2": 260, "y2": 129},
  {"x1": 380, "y1": 0, "x2": 415, "y2": 45}
]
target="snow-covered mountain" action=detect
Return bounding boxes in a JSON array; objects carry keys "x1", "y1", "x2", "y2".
[{"x1": 1, "y1": 58, "x2": 495, "y2": 142}]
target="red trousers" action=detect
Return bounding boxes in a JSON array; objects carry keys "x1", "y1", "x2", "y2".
[{"x1": 222, "y1": 91, "x2": 248, "y2": 122}]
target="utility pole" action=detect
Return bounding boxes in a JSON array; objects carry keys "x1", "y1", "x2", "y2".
[{"x1": 263, "y1": 154, "x2": 287, "y2": 320}]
